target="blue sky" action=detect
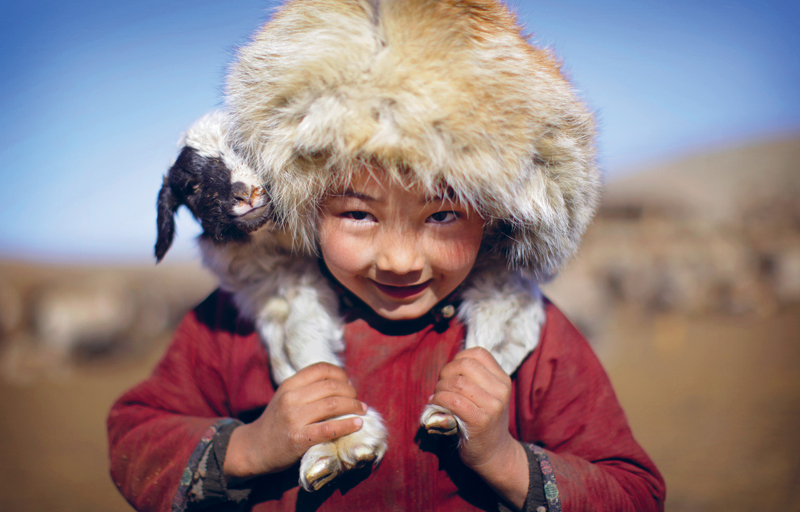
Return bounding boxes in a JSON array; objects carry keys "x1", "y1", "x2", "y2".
[{"x1": 0, "y1": 0, "x2": 798, "y2": 263}]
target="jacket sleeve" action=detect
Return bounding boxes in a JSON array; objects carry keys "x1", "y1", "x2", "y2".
[
  {"x1": 107, "y1": 291, "x2": 248, "y2": 512},
  {"x1": 513, "y1": 300, "x2": 666, "y2": 512}
]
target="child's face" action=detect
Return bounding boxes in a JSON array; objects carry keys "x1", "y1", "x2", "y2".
[{"x1": 319, "y1": 167, "x2": 485, "y2": 320}]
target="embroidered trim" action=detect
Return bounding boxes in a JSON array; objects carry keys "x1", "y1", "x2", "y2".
[
  {"x1": 188, "y1": 442, "x2": 213, "y2": 502},
  {"x1": 528, "y1": 444, "x2": 562, "y2": 512},
  {"x1": 172, "y1": 418, "x2": 237, "y2": 512}
]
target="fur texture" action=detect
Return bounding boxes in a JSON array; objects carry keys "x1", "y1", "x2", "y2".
[{"x1": 226, "y1": 0, "x2": 600, "y2": 280}]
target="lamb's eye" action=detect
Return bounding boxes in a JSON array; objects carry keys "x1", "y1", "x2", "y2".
[{"x1": 427, "y1": 211, "x2": 457, "y2": 224}]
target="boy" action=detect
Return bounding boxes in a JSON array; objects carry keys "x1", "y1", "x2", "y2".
[{"x1": 108, "y1": 0, "x2": 665, "y2": 510}]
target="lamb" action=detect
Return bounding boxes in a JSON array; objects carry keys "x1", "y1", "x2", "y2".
[
  {"x1": 155, "y1": 111, "x2": 386, "y2": 491},
  {"x1": 155, "y1": 110, "x2": 546, "y2": 490}
]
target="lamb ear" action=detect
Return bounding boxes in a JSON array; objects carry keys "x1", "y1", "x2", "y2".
[{"x1": 155, "y1": 176, "x2": 180, "y2": 263}]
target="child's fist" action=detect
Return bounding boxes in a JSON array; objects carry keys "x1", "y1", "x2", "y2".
[
  {"x1": 224, "y1": 363, "x2": 366, "y2": 480},
  {"x1": 429, "y1": 348, "x2": 529, "y2": 508},
  {"x1": 429, "y1": 347, "x2": 515, "y2": 468}
]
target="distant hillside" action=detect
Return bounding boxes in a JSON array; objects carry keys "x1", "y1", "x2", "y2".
[
  {"x1": 544, "y1": 134, "x2": 800, "y2": 334},
  {"x1": 601, "y1": 135, "x2": 800, "y2": 225}
]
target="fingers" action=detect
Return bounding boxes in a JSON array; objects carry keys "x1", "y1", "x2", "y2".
[
  {"x1": 438, "y1": 348, "x2": 510, "y2": 399},
  {"x1": 452, "y1": 347, "x2": 508, "y2": 381},
  {"x1": 301, "y1": 395, "x2": 367, "y2": 425},
  {"x1": 293, "y1": 415, "x2": 365, "y2": 448},
  {"x1": 278, "y1": 361, "x2": 365, "y2": 420},
  {"x1": 432, "y1": 386, "x2": 502, "y2": 426},
  {"x1": 282, "y1": 362, "x2": 350, "y2": 390},
  {"x1": 284, "y1": 376, "x2": 359, "y2": 405},
  {"x1": 275, "y1": 381, "x2": 366, "y2": 429},
  {"x1": 430, "y1": 348, "x2": 511, "y2": 425}
]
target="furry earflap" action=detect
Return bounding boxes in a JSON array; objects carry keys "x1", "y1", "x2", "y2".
[{"x1": 225, "y1": 0, "x2": 599, "y2": 277}]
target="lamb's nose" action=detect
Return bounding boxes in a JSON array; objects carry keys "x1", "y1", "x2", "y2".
[
  {"x1": 251, "y1": 186, "x2": 266, "y2": 204},
  {"x1": 232, "y1": 182, "x2": 253, "y2": 204}
]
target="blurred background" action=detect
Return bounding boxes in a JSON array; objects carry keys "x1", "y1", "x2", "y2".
[{"x1": 0, "y1": 0, "x2": 798, "y2": 510}]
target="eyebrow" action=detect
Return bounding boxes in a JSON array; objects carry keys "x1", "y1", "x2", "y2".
[
  {"x1": 334, "y1": 189, "x2": 457, "y2": 205},
  {"x1": 336, "y1": 190, "x2": 378, "y2": 201}
]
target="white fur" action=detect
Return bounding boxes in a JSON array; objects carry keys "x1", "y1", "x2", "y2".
[
  {"x1": 420, "y1": 263, "x2": 546, "y2": 442},
  {"x1": 199, "y1": 232, "x2": 344, "y2": 382},
  {"x1": 459, "y1": 266, "x2": 546, "y2": 375},
  {"x1": 182, "y1": 111, "x2": 263, "y2": 192}
]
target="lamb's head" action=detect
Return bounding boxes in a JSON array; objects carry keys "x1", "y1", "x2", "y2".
[{"x1": 154, "y1": 111, "x2": 272, "y2": 263}]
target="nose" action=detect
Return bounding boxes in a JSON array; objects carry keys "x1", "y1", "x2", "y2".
[
  {"x1": 232, "y1": 183, "x2": 267, "y2": 207},
  {"x1": 375, "y1": 232, "x2": 425, "y2": 276},
  {"x1": 231, "y1": 182, "x2": 253, "y2": 204}
]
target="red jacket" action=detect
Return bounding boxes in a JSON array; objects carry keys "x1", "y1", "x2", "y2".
[{"x1": 108, "y1": 290, "x2": 665, "y2": 511}]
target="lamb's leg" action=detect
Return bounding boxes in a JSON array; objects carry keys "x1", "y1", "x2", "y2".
[
  {"x1": 420, "y1": 267, "x2": 545, "y2": 441},
  {"x1": 282, "y1": 284, "x2": 343, "y2": 371},
  {"x1": 299, "y1": 408, "x2": 387, "y2": 492},
  {"x1": 252, "y1": 264, "x2": 387, "y2": 491},
  {"x1": 256, "y1": 299, "x2": 297, "y2": 384}
]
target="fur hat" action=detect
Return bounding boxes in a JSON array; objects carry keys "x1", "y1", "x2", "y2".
[{"x1": 225, "y1": 0, "x2": 599, "y2": 278}]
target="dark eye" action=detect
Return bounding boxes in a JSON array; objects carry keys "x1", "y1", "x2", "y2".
[
  {"x1": 343, "y1": 211, "x2": 375, "y2": 221},
  {"x1": 427, "y1": 211, "x2": 457, "y2": 224}
]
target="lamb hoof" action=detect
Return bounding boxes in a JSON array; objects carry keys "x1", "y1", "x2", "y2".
[
  {"x1": 345, "y1": 443, "x2": 377, "y2": 469},
  {"x1": 298, "y1": 409, "x2": 387, "y2": 492},
  {"x1": 300, "y1": 444, "x2": 342, "y2": 492},
  {"x1": 335, "y1": 409, "x2": 388, "y2": 470},
  {"x1": 303, "y1": 454, "x2": 341, "y2": 491},
  {"x1": 420, "y1": 404, "x2": 464, "y2": 437},
  {"x1": 424, "y1": 412, "x2": 459, "y2": 436}
]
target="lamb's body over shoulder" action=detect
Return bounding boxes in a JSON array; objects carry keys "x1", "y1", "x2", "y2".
[
  {"x1": 154, "y1": 111, "x2": 386, "y2": 492},
  {"x1": 155, "y1": 110, "x2": 345, "y2": 381}
]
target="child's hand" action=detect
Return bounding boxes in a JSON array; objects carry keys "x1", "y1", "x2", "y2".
[
  {"x1": 224, "y1": 363, "x2": 366, "y2": 481},
  {"x1": 429, "y1": 347, "x2": 529, "y2": 509}
]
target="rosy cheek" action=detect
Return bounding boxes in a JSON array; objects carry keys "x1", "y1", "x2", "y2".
[
  {"x1": 427, "y1": 236, "x2": 480, "y2": 275},
  {"x1": 436, "y1": 221, "x2": 484, "y2": 267},
  {"x1": 319, "y1": 220, "x2": 367, "y2": 273}
]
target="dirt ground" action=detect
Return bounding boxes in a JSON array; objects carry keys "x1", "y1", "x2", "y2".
[
  {"x1": 0, "y1": 302, "x2": 798, "y2": 511},
  {"x1": 598, "y1": 303, "x2": 800, "y2": 511}
]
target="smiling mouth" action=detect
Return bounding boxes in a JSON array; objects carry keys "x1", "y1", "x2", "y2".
[{"x1": 371, "y1": 280, "x2": 432, "y2": 299}]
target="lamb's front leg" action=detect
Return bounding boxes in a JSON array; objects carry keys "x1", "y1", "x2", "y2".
[
  {"x1": 420, "y1": 267, "x2": 545, "y2": 440},
  {"x1": 299, "y1": 408, "x2": 388, "y2": 491},
  {"x1": 261, "y1": 314, "x2": 387, "y2": 492},
  {"x1": 258, "y1": 275, "x2": 388, "y2": 491}
]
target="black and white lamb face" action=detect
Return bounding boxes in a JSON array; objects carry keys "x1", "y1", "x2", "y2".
[{"x1": 155, "y1": 111, "x2": 271, "y2": 262}]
